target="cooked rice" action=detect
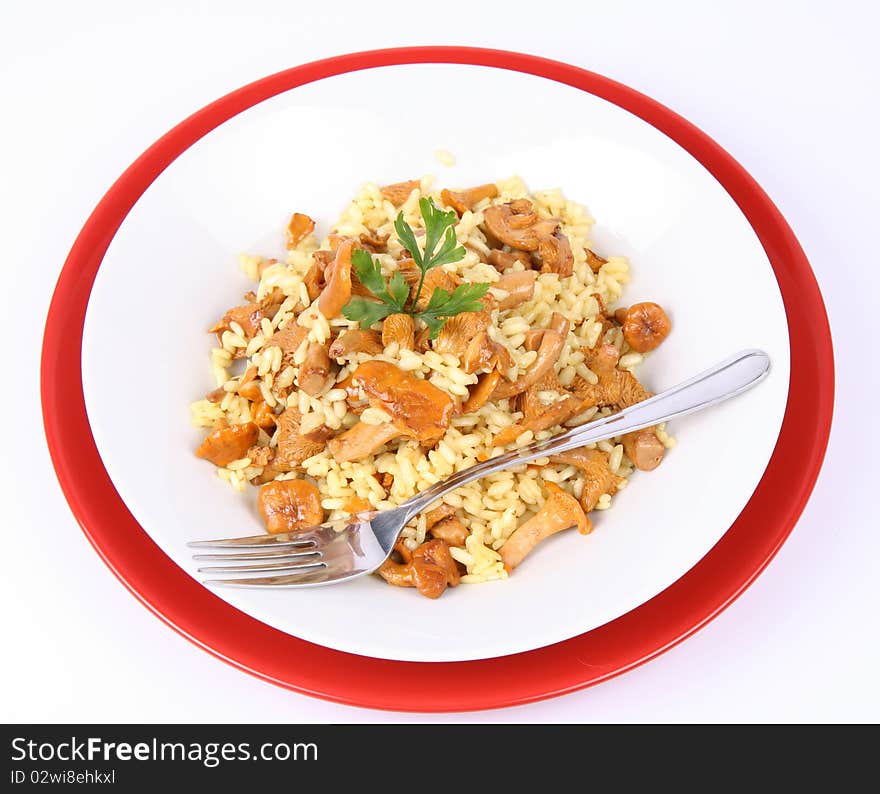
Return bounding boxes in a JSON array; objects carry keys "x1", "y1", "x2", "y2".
[{"x1": 191, "y1": 176, "x2": 675, "y2": 585}]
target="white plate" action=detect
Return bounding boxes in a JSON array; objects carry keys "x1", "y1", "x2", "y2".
[{"x1": 81, "y1": 64, "x2": 790, "y2": 662}]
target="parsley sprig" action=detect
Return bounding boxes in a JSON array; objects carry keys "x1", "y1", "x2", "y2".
[{"x1": 341, "y1": 197, "x2": 490, "y2": 339}]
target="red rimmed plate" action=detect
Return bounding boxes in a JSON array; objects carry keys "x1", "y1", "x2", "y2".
[{"x1": 41, "y1": 47, "x2": 832, "y2": 710}]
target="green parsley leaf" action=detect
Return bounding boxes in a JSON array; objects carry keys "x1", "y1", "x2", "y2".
[
  {"x1": 351, "y1": 248, "x2": 388, "y2": 300},
  {"x1": 341, "y1": 196, "x2": 486, "y2": 338},
  {"x1": 341, "y1": 297, "x2": 396, "y2": 328},
  {"x1": 387, "y1": 270, "x2": 409, "y2": 307}
]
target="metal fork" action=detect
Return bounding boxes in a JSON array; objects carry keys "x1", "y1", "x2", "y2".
[{"x1": 189, "y1": 349, "x2": 770, "y2": 588}]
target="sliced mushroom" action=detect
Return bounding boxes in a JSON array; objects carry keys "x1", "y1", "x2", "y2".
[
  {"x1": 570, "y1": 344, "x2": 651, "y2": 409},
  {"x1": 327, "y1": 361, "x2": 454, "y2": 462},
  {"x1": 327, "y1": 421, "x2": 400, "y2": 462},
  {"x1": 499, "y1": 483, "x2": 590, "y2": 571},
  {"x1": 358, "y1": 230, "x2": 389, "y2": 253},
  {"x1": 493, "y1": 394, "x2": 586, "y2": 447},
  {"x1": 251, "y1": 400, "x2": 277, "y2": 431},
  {"x1": 462, "y1": 368, "x2": 502, "y2": 413},
  {"x1": 424, "y1": 503, "x2": 456, "y2": 529},
  {"x1": 548, "y1": 447, "x2": 624, "y2": 512},
  {"x1": 482, "y1": 200, "x2": 560, "y2": 251},
  {"x1": 378, "y1": 539, "x2": 460, "y2": 598},
  {"x1": 195, "y1": 422, "x2": 259, "y2": 467},
  {"x1": 441, "y1": 184, "x2": 499, "y2": 215},
  {"x1": 208, "y1": 302, "x2": 264, "y2": 357},
  {"x1": 328, "y1": 329, "x2": 384, "y2": 358},
  {"x1": 236, "y1": 366, "x2": 262, "y2": 401},
  {"x1": 494, "y1": 270, "x2": 535, "y2": 309},
  {"x1": 535, "y1": 230, "x2": 574, "y2": 276},
  {"x1": 257, "y1": 479, "x2": 323, "y2": 535},
  {"x1": 428, "y1": 516, "x2": 469, "y2": 547},
  {"x1": 286, "y1": 212, "x2": 315, "y2": 249},
  {"x1": 381, "y1": 313, "x2": 415, "y2": 350},
  {"x1": 380, "y1": 179, "x2": 420, "y2": 206},
  {"x1": 487, "y1": 249, "x2": 533, "y2": 272},
  {"x1": 317, "y1": 239, "x2": 354, "y2": 319},
  {"x1": 266, "y1": 324, "x2": 308, "y2": 369},
  {"x1": 434, "y1": 300, "x2": 497, "y2": 374},
  {"x1": 622, "y1": 428, "x2": 665, "y2": 471},
  {"x1": 584, "y1": 247, "x2": 607, "y2": 273},
  {"x1": 273, "y1": 408, "x2": 326, "y2": 470},
  {"x1": 298, "y1": 341, "x2": 331, "y2": 396},
  {"x1": 492, "y1": 313, "x2": 570, "y2": 400}
]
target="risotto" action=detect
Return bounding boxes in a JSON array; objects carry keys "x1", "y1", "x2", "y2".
[{"x1": 190, "y1": 176, "x2": 674, "y2": 598}]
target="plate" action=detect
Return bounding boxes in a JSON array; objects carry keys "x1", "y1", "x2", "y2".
[{"x1": 42, "y1": 48, "x2": 833, "y2": 708}]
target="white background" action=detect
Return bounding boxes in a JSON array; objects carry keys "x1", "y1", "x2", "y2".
[{"x1": 1, "y1": 0, "x2": 877, "y2": 723}]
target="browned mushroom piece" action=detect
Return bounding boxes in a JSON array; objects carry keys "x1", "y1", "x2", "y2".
[
  {"x1": 208, "y1": 302, "x2": 265, "y2": 357},
  {"x1": 317, "y1": 239, "x2": 354, "y2": 319},
  {"x1": 621, "y1": 302, "x2": 672, "y2": 353},
  {"x1": 257, "y1": 479, "x2": 324, "y2": 535},
  {"x1": 428, "y1": 516, "x2": 469, "y2": 547},
  {"x1": 258, "y1": 286, "x2": 286, "y2": 319},
  {"x1": 584, "y1": 247, "x2": 607, "y2": 273},
  {"x1": 251, "y1": 400, "x2": 277, "y2": 431},
  {"x1": 462, "y1": 368, "x2": 502, "y2": 413},
  {"x1": 265, "y1": 324, "x2": 308, "y2": 369},
  {"x1": 381, "y1": 313, "x2": 415, "y2": 350},
  {"x1": 236, "y1": 365, "x2": 262, "y2": 401},
  {"x1": 327, "y1": 361, "x2": 454, "y2": 462},
  {"x1": 434, "y1": 298, "x2": 498, "y2": 375},
  {"x1": 328, "y1": 329, "x2": 384, "y2": 358},
  {"x1": 272, "y1": 408, "x2": 327, "y2": 470},
  {"x1": 441, "y1": 184, "x2": 499, "y2": 215},
  {"x1": 621, "y1": 428, "x2": 666, "y2": 471},
  {"x1": 286, "y1": 212, "x2": 315, "y2": 249},
  {"x1": 499, "y1": 483, "x2": 590, "y2": 572},
  {"x1": 481, "y1": 200, "x2": 560, "y2": 251},
  {"x1": 548, "y1": 447, "x2": 624, "y2": 512},
  {"x1": 195, "y1": 422, "x2": 259, "y2": 467},
  {"x1": 494, "y1": 270, "x2": 536, "y2": 309},
  {"x1": 358, "y1": 230, "x2": 389, "y2": 253},
  {"x1": 377, "y1": 538, "x2": 460, "y2": 598},
  {"x1": 535, "y1": 230, "x2": 574, "y2": 276},
  {"x1": 380, "y1": 179, "x2": 420, "y2": 206},
  {"x1": 424, "y1": 503, "x2": 457, "y2": 529},
  {"x1": 487, "y1": 249, "x2": 533, "y2": 272},
  {"x1": 302, "y1": 260, "x2": 325, "y2": 302},
  {"x1": 491, "y1": 313, "x2": 570, "y2": 400},
  {"x1": 570, "y1": 344, "x2": 651, "y2": 410},
  {"x1": 298, "y1": 341, "x2": 331, "y2": 396},
  {"x1": 493, "y1": 393, "x2": 587, "y2": 447}
]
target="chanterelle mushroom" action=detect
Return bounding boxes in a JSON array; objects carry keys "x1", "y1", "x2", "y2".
[
  {"x1": 571, "y1": 344, "x2": 651, "y2": 410},
  {"x1": 441, "y1": 183, "x2": 499, "y2": 215},
  {"x1": 258, "y1": 479, "x2": 323, "y2": 535},
  {"x1": 481, "y1": 200, "x2": 560, "y2": 251},
  {"x1": 499, "y1": 483, "x2": 590, "y2": 571},
  {"x1": 328, "y1": 361, "x2": 454, "y2": 462},
  {"x1": 195, "y1": 422, "x2": 259, "y2": 467},
  {"x1": 492, "y1": 313, "x2": 570, "y2": 400},
  {"x1": 317, "y1": 239, "x2": 354, "y2": 319},
  {"x1": 494, "y1": 270, "x2": 535, "y2": 309},
  {"x1": 378, "y1": 538, "x2": 461, "y2": 599},
  {"x1": 549, "y1": 448, "x2": 624, "y2": 512}
]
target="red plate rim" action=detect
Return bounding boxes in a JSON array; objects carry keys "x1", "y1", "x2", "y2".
[{"x1": 41, "y1": 46, "x2": 834, "y2": 712}]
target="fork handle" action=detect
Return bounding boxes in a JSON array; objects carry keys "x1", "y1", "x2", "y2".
[{"x1": 401, "y1": 349, "x2": 770, "y2": 519}]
